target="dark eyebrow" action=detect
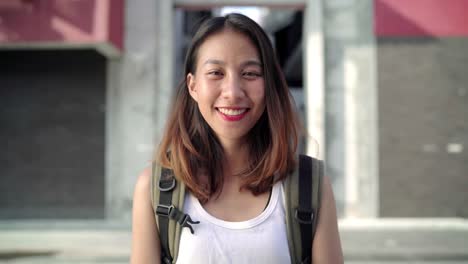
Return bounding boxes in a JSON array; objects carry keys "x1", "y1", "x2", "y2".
[
  {"x1": 202, "y1": 59, "x2": 262, "y2": 68},
  {"x1": 241, "y1": 60, "x2": 263, "y2": 68},
  {"x1": 203, "y1": 59, "x2": 225, "y2": 66}
]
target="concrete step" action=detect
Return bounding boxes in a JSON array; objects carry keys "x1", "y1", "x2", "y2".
[
  {"x1": 0, "y1": 220, "x2": 130, "y2": 264},
  {"x1": 0, "y1": 218, "x2": 467, "y2": 263},
  {"x1": 340, "y1": 218, "x2": 468, "y2": 262}
]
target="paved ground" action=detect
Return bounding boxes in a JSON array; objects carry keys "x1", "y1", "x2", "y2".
[
  {"x1": 0, "y1": 218, "x2": 467, "y2": 263},
  {"x1": 0, "y1": 220, "x2": 130, "y2": 264},
  {"x1": 341, "y1": 218, "x2": 468, "y2": 264}
]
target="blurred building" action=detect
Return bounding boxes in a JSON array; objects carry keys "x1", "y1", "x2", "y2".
[
  {"x1": 375, "y1": 0, "x2": 468, "y2": 217},
  {"x1": 0, "y1": 0, "x2": 123, "y2": 219},
  {"x1": 0, "y1": 0, "x2": 467, "y2": 223}
]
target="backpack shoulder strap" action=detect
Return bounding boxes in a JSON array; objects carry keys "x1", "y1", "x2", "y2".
[
  {"x1": 284, "y1": 154, "x2": 324, "y2": 264},
  {"x1": 151, "y1": 163, "x2": 198, "y2": 264}
]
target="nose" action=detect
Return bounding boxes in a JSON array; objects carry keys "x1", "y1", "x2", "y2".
[{"x1": 221, "y1": 74, "x2": 244, "y2": 100}]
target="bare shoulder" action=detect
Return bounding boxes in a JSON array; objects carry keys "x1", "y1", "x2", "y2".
[
  {"x1": 134, "y1": 167, "x2": 152, "y2": 196},
  {"x1": 320, "y1": 175, "x2": 334, "y2": 209},
  {"x1": 312, "y1": 175, "x2": 344, "y2": 264},
  {"x1": 132, "y1": 166, "x2": 154, "y2": 218},
  {"x1": 131, "y1": 166, "x2": 161, "y2": 264},
  {"x1": 317, "y1": 175, "x2": 336, "y2": 229}
]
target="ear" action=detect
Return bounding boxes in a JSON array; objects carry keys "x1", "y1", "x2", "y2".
[{"x1": 187, "y1": 73, "x2": 198, "y2": 102}]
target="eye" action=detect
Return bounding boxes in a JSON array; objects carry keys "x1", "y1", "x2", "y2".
[
  {"x1": 242, "y1": 71, "x2": 262, "y2": 79},
  {"x1": 207, "y1": 70, "x2": 224, "y2": 78}
]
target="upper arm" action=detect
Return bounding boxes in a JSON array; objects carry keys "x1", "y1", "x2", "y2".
[
  {"x1": 311, "y1": 175, "x2": 344, "y2": 264},
  {"x1": 131, "y1": 167, "x2": 161, "y2": 264}
]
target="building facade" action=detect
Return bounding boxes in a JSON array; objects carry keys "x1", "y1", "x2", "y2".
[{"x1": 1, "y1": 0, "x2": 467, "y2": 222}]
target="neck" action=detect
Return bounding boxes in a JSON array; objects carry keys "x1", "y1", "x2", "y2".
[{"x1": 221, "y1": 140, "x2": 249, "y2": 178}]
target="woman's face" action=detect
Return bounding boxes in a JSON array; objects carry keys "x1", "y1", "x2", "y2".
[{"x1": 187, "y1": 29, "x2": 265, "y2": 147}]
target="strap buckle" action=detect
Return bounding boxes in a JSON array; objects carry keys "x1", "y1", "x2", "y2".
[
  {"x1": 159, "y1": 177, "x2": 176, "y2": 191},
  {"x1": 156, "y1": 204, "x2": 200, "y2": 234},
  {"x1": 156, "y1": 204, "x2": 175, "y2": 217},
  {"x1": 180, "y1": 214, "x2": 200, "y2": 234},
  {"x1": 295, "y1": 208, "x2": 314, "y2": 224}
]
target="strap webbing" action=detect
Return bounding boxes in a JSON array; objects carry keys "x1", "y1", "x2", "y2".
[
  {"x1": 156, "y1": 167, "x2": 199, "y2": 264},
  {"x1": 298, "y1": 155, "x2": 313, "y2": 264},
  {"x1": 311, "y1": 159, "x2": 322, "y2": 249},
  {"x1": 158, "y1": 168, "x2": 175, "y2": 264}
]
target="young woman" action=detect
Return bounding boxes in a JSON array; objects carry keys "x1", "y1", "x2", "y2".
[{"x1": 131, "y1": 13, "x2": 343, "y2": 264}]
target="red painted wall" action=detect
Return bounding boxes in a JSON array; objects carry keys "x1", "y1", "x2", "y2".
[
  {"x1": 375, "y1": 0, "x2": 468, "y2": 37},
  {"x1": 0, "y1": 0, "x2": 123, "y2": 50}
]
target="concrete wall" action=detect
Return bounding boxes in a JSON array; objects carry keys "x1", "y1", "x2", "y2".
[{"x1": 378, "y1": 38, "x2": 468, "y2": 217}]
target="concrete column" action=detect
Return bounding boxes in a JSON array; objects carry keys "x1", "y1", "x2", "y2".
[
  {"x1": 323, "y1": 0, "x2": 378, "y2": 217},
  {"x1": 155, "y1": 1, "x2": 176, "y2": 143},
  {"x1": 304, "y1": 0, "x2": 326, "y2": 160},
  {"x1": 106, "y1": 1, "x2": 175, "y2": 221}
]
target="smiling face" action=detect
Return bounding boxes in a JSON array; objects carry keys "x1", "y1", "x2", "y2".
[{"x1": 187, "y1": 29, "x2": 266, "y2": 147}]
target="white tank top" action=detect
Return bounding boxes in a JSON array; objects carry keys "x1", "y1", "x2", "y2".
[{"x1": 176, "y1": 181, "x2": 291, "y2": 264}]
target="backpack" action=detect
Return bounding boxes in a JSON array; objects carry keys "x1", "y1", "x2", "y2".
[{"x1": 151, "y1": 154, "x2": 323, "y2": 264}]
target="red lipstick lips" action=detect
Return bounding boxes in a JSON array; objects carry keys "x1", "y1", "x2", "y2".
[{"x1": 217, "y1": 108, "x2": 249, "y2": 121}]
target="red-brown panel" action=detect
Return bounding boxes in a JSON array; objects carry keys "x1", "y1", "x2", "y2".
[
  {"x1": 375, "y1": 0, "x2": 468, "y2": 37},
  {"x1": 0, "y1": 0, "x2": 123, "y2": 51}
]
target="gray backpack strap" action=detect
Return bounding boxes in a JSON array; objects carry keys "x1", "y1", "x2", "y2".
[
  {"x1": 151, "y1": 163, "x2": 198, "y2": 264},
  {"x1": 284, "y1": 155, "x2": 323, "y2": 264}
]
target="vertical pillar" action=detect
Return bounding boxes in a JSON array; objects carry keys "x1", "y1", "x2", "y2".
[
  {"x1": 155, "y1": 1, "x2": 175, "y2": 144},
  {"x1": 106, "y1": 0, "x2": 170, "y2": 220},
  {"x1": 323, "y1": 0, "x2": 379, "y2": 217},
  {"x1": 304, "y1": 0, "x2": 326, "y2": 160}
]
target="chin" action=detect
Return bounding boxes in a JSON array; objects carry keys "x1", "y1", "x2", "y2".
[{"x1": 216, "y1": 130, "x2": 250, "y2": 142}]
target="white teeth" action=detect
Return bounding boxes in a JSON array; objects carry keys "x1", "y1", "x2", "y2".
[{"x1": 218, "y1": 108, "x2": 247, "y2": 116}]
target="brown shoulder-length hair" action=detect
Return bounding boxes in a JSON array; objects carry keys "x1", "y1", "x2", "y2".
[{"x1": 157, "y1": 13, "x2": 301, "y2": 202}]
